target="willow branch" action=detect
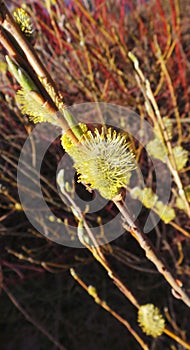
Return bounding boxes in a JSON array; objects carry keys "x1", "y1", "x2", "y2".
[
  {"x1": 70, "y1": 268, "x2": 149, "y2": 350},
  {"x1": 0, "y1": 1, "x2": 80, "y2": 143},
  {"x1": 114, "y1": 199, "x2": 190, "y2": 307},
  {"x1": 60, "y1": 187, "x2": 140, "y2": 309}
]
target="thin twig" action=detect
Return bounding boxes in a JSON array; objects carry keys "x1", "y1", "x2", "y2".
[
  {"x1": 164, "y1": 328, "x2": 190, "y2": 350},
  {"x1": 3, "y1": 284, "x2": 67, "y2": 350},
  {"x1": 154, "y1": 37, "x2": 182, "y2": 144},
  {"x1": 114, "y1": 199, "x2": 190, "y2": 308},
  {"x1": 70, "y1": 268, "x2": 190, "y2": 349},
  {"x1": 70, "y1": 268, "x2": 149, "y2": 350},
  {"x1": 61, "y1": 187, "x2": 140, "y2": 309},
  {"x1": 128, "y1": 51, "x2": 190, "y2": 218},
  {"x1": 0, "y1": 1, "x2": 80, "y2": 143}
]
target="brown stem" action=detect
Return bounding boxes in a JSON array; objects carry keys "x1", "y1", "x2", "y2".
[
  {"x1": 164, "y1": 328, "x2": 190, "y2": 350},
  {"x1": 114, "y1": 199, "x2": 190, "y2": 308},
  {"x1": 3, "y1": 283, "x2": 67, "y2": 350},
  {"x1": 0, "y1": 25, "x2": 54, "y2": 104},
  {"x1": 70, "y1": 269, "x2": 149, "y2": 350},
  {"x1": 128, "y1": 51, "x2": 190, "y2": 217},
  {"x1": 0, "y1": 1, "x2": 59, "y2": 96},
  {"x1": 0, "y1": 1, "x2": 79, "y2": 144},
  {"x1": 61, "y1": 188, "x2": 140, "y2": 309}
]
